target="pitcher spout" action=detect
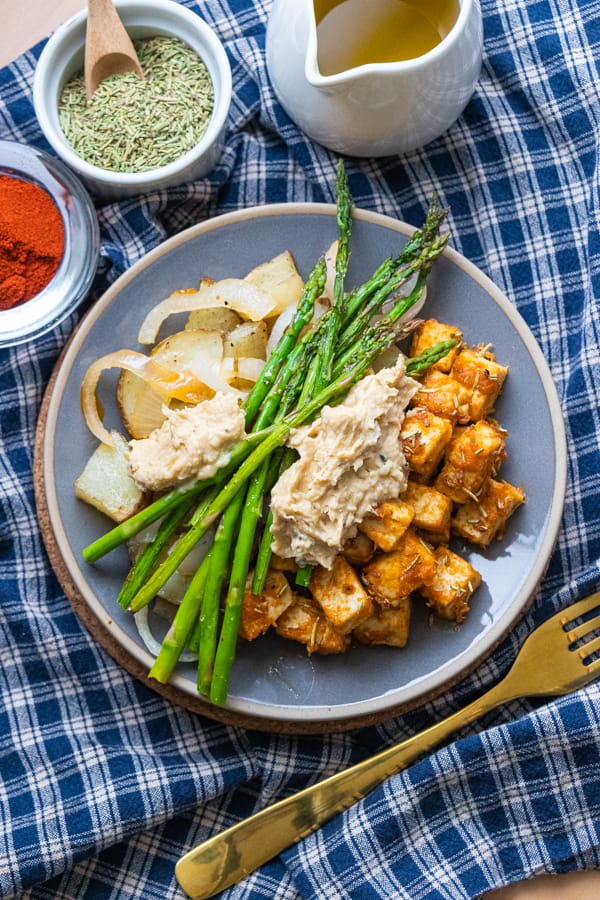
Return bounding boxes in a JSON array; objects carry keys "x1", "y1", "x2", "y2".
[
  {"x1": 303, "y1": 0, "x2": 353, "y2": 89},
  {"x1": 266, "y1": 0, "x2": 483, "y2": 158}
]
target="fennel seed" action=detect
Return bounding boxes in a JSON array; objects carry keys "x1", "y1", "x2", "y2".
[{"x1": 58, "y1": 36, "x2": 215, "y2": 173}]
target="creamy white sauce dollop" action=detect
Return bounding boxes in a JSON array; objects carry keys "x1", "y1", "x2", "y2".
[
  {"x1": 127, "y1": 393, "x2": 245, "y2": 491},
  {"x1": 269, "y1": 357, "x2": 419, "y2": 568}
]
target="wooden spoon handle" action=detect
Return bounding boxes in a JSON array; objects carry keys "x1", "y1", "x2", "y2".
[{"x1": 85, "y1": 0, "x2": 143, "y2": 98}]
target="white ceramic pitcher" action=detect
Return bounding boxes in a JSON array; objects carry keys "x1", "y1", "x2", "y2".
[{"x1": 266, "y1": 0, "x2": 483, "y2": 156}]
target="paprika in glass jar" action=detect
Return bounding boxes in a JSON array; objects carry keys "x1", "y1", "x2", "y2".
[{"x1": 0, "y1": 174, "x2": 65, "y2": 310}]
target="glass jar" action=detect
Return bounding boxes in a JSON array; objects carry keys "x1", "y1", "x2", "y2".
[{"x1": 0, "y1": 139, "x2": 99, "y2": 348}]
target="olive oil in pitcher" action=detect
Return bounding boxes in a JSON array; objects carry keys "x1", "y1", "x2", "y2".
[{"x1": 314, "y1": 0, "x2": 460, "y2": 75}]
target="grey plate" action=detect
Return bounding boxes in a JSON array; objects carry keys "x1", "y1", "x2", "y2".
[{"x1": 39, "y1": 204, "x2": 567, "y2": 728}]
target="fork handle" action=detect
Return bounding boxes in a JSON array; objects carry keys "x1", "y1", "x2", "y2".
[{"x1": 175, "y1": 677, "x2": 515, "y2": 898}]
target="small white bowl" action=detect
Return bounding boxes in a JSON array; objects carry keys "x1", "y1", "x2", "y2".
[{"x1": 33, "y1": 0, "x2": 232, "y2": 199}]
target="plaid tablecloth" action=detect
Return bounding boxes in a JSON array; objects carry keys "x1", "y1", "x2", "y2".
[{"x1": 1, "y1": 0, "x2": 600, "y2": 897}]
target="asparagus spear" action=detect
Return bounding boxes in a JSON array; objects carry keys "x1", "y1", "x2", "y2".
[
  {"x1": 196, "y1": 488, "x2": 246, "y2": 695},
  {"x1": 147, "y1": 548, "x2": 212, "y2": 683},
  {"x1": 116, "y1": 491, "x2": 198, "y2": 610},
  {"x1": 202, "y1": 161, "x2": 352, "y2": 652},
  {"x1": 209, "y1": 457, "x2": 273, "y2": 704},
  {"x1": 83, "y1": 196, "x2": 445, "y2": 567},
  {"x1": 242, "y1": 256, "x2": 327, "y2": 427},
  {"x1": 251, "y1": 207, "x2": 450, "y2": 595},
  {"x1": 311, "y1": 161, "x2": 352, "y2": 396},
  {"x1": 83, "y1": 167, "x2": 455, "y2": 707}
]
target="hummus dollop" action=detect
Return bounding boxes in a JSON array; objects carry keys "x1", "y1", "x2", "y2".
[
  {"x1": 269, "y1": 357, "x2": 419, "y2": 568},
  {"x1": 127, "y1": 393, "x2": 245, "y2": 491}
]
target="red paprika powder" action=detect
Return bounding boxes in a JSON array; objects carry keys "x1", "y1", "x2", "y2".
[{"x1": 0, "y1": 174, "x2": 65, "y2": 310}]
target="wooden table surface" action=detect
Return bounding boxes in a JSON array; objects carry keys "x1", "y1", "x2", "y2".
[{"x1": 3, "y1": 2, "x2": 599, "y2": 898}]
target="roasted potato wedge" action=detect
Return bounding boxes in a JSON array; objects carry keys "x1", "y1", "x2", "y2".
[
  {"x1": 223, "y1": 321, "x2": 268, "y2": 360},
  {"x1": 117, "y1": 329, "x2": 224, "y2": 439},
  {"x1": 185, "y1": 307, "x2": 243, "y2": 333},
  {"x1": 75, "y1": 430, "x2": 145, "y2": 522},
  {"x1": 244, "y1": 250, "x2": 304, "y2": 317}
]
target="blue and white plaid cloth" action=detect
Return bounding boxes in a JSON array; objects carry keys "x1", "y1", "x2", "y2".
[{"x1": 1, "y1": 0, "x2": 600, "y2": 897}]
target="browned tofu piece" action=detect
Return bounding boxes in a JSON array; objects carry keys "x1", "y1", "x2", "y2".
[
  {"x1": 275, "y1": 597, "x2": 350, "y2": 655},
  {"x1": 362, "y1": 529, "x2": 436, "y2": 608},
  {"x1": 435, "y1": 419, "x2": 507, "y2": 504},
  {"x1": 354, "y1": 596, "x2": 412, "y2": 648},
  {"x1": 342, "y1": 531, "x2": 375, "y2": 566},
  {"x1": 400, "y1": 407, "x2": 454, "y2": 480},
  {"x1": 420, "y1": 546, "x2": 482, "y2": 623},
  {"x1": 309, "y1": 555, "x2": 374, "y2": 634},
  {"x1": 452, "y1": 478, "x2": 525, "y2": 546},
  {"x1": 402, "y1": 479, "x2": 453, "y2": 544},
  {"x1": 411, "y1": 369, "x2": 471, "y2": 424},
  {"x1": 359, "y1": 499, "x2": 415, "y2": 552},
  {"x1": 450, "y1": 346, "x2": 508, "y2": 420},
  {"x1": 410, "y1": 318, "x2": 462, "y2": 372},
  {"x1": 239, "y1": 570, "x2": 295, "y2": 641}
]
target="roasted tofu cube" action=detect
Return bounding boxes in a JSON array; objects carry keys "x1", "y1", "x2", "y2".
[
  {"x1": 435, "y1": 419, "x2": 507, "y2": 504},
  {"x1": 400, "y1": 407, "x2": 453, "y2": 480},
  {"x1": 353, "y1": 596, "x2": 412, "y2": 648},
  {"x1": 420, "y1": 546, "x2": 482, "y2": 623},
  {"x1": 359, "y1": 499, "x2": 415, "y2": 552},
  {"x1": 450, "y1": 346, "x2": 508, "y2": 420},
  {"x1": 452, "y1": 479, "x2": 525, "y2": 546},
  {"x1": 275, "y1": 597, "x2": 350, "y2": 655},
  {"x1": 362, "y1": 530, "x2": 436, "y2": 608},
  {"x1": 402, "y1": 480, "x2": 453, "y2": 544},
  {"x1": 410, "y1": 318, "x2": 462, "y2": 372},
  {"x1": 343, "y1": 531, "x2": 375, "y2": 566},
  {"x1": 309, "y1": 555, "x2": 373, "y2": 634},
  {"x1": 239, "y1": 570, "x2": 295, "y2": 641},
  {"x1": 411, "y1": 369, "x2": 471, "y2": 424}
]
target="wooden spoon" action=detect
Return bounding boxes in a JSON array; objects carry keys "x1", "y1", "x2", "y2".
[{"x1": 85, "y1": 0, "x2": 144, "y2": 99}]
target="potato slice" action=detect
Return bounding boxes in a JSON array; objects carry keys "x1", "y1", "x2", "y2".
[
  {"x1": 186, "y1": 307, "x2": 243, "y2": 333},
  {"x1": 118, "y1": 329, "x2": 225, "y2": 439},
  {"x1": 75, "y1": 431, "x2": 145, "y2": 522},
  {"x1": 183, "y1": 279, "x2": 244, "y2": 332},
  {"x1": 138, "y1": 280, "x2": 279, "y2": 344},
  {"x1": 223, "y1": 321, "x2": 268, "y2": 360},
  {"x1": 244, "y1": 250, "x2": 304, "y2": 317}
]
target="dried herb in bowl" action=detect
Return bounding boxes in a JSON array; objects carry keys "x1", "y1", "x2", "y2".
[{"x1": 58, "y1": 36, "x2": 215, "y2": 173}]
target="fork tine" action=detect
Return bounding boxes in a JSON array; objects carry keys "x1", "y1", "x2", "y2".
[
  {"x1": 566, "y1": 612, "x2": 600, "y2": 643},
  {"x1": 559, "y1": 590, "x2": 600, "y2": 627},
  {"x1": 574, "y1": 634, "x2": 600, "y2": 662}
]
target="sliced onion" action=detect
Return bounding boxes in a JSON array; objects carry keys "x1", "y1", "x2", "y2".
[
  {"x1": 81, "y1": 350, "x2": 215, "y2": 445},
  {"x1": 381, "y1": 276, "x2": 428, "y2": 322},
  {"x1": 372, "y1": 345, "x2": 402, "y2": 372},
  {"x1": 220, "y1": 356, "x2": 266, "y2": 384},
  {"x1": 134, "y1": 605, "x2": 197, "y2": 663},
  {"x1": 323, "y1": 240, "x2": 339, "y2": 302},
  {"x1": 266, "y1": 298, "x2": 329, "y2": 358},
  {"x1": 266, "y1": 301, "x2": 297, "y2": 357},
  {"x1": 400, "y1": 283, "x2": 427, "y2": 323},
  {"x1": 138, "y1": 280, "x2": 279, "y2": 345},
  {"x1": 313, "y1": 300, "x2": 329, "y2": 321},
  {"x1": 126, "y1": 386, "x2": 167, "y2": 440},
  {"x1": 175, "y1": 527, "x2": 215, "y2": 576}
]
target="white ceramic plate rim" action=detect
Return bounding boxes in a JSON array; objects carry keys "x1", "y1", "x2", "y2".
[{"x1": 42, "y1": 202, "x2": 567, "y2": 723}]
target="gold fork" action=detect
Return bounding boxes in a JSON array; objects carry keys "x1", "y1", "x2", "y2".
[{"x1": 175, "y1": 590, "x2": 600, "y2": 899}]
